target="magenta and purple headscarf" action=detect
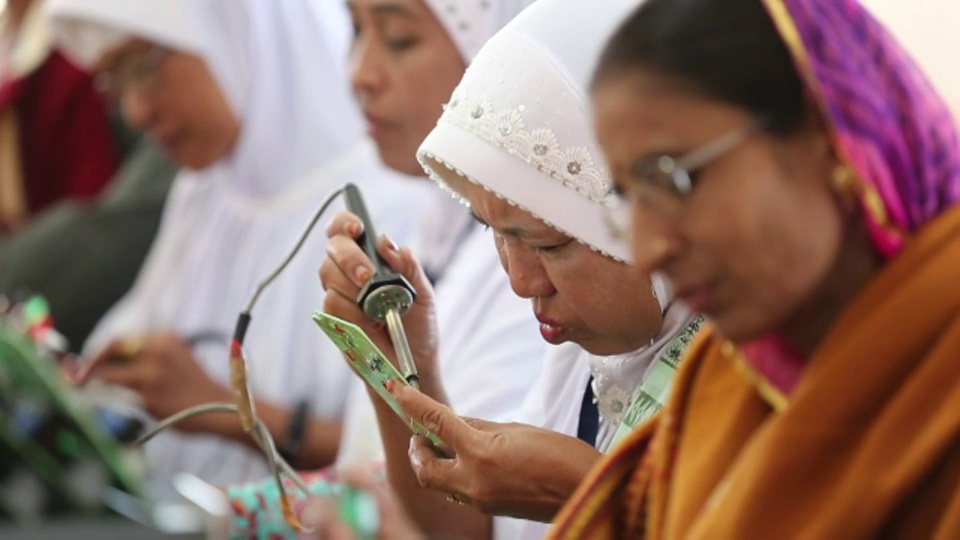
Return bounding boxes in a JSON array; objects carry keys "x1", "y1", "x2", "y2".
[
  {"x1": 740, "y1": 0, "x2": 960, "y2": 400},
  {"x1": 763, "y1": 0, "x2": 960, "y2": 259}
]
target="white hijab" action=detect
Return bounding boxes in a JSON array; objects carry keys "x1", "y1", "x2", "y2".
[
  {"x1": 47, "y1": 0, "x2": 431, "y2": 496},
  {"x1": 49, "y1": 0, "x2": 362, "y2": 194},
  {"x1": 412, "y1": 0, "x2": 539, "y2": 278},
  {"x1": 424, "y1": 0, "x2": 539, "y2": 62}
]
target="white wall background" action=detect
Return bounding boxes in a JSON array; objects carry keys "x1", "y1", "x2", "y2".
[{"x1": 862, "y1": 0, "x2": 960, "y2": 116}]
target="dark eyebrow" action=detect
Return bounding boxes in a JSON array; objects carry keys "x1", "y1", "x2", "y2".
[
  {"x1": 470, "y1": 211, "x2": 528, "y2": 238},
  {"x1": 94, "y1": 44, "x2": 143, "y2": 74},
  {"x1": 375, "y1": 6, "x2": 415, "y2": 18}
]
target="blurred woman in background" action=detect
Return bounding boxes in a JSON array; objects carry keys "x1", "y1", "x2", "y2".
[
  {"x1": 225, "y1": 1, "x2": 546, "y2": 537},
  {"x1": 0, "y1": 0, "x2": 176, "y2": 350},
  {"x1": 47, "y1": 0, "x2": 427, "y2": 499},
  {"x1": 333, "y1": 0, "x2": 544, "y2": 472}
]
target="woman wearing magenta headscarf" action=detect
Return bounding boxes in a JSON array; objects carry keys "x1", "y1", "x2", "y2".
[{"x1": 552, "y1": 0, "x2": 960, "y2": 537}]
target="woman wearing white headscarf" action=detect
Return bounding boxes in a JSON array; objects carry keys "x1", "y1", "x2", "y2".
[
  {"x1": 45, "y1": 0, "x2": 432, "y2": 499},
  {"x1": 334, "y1": 0, "x2": 543, "y2": 469},
  {"x1": 221, "y1": 1, "x2": 542, "y2": 536},
  {"x1": 320, "y1": 0, "x2": 703, "y2": 538}
]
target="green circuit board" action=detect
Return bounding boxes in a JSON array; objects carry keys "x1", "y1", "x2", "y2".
[{"x1": 312, "y1": 311, "x2": 440, "y2": 446}]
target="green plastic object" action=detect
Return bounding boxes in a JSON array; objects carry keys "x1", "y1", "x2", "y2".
[
  {"x1": 312, "y1": 311, "x2": 441, "y2": 445},
  {"x1": 335, "y1": 486, "x2": 379, "y2": 539},
  {"x1": 22, "y1": 297, "x2": 50, "y2": 327},
  {"x1": 0, "y1": 319, "x2": 144, "y2": 522}
]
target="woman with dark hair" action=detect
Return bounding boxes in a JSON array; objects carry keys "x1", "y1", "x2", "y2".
[{"x1": 551, "y1": 0, "x2": 960, "y2": 537}]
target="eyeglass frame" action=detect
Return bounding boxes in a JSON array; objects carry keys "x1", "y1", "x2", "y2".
[
  {"x1": 604, "y1": 118, "x2": 769, "y2": 240},
  {"x1": 94, "y1": 45, "x2": 171, "y2": 99}
]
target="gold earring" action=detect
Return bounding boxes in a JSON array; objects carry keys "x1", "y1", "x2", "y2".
[{"x1": 831, "y1": 164, "x2": 858, "y2": 210}]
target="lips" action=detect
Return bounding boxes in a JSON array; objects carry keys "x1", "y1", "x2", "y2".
[
  {"x1": 362, "y1": 111, "x2": 397, "y2": 138},
  {"x1": 673, "y1": 281, "x2": 717, "y2": 314},
  {"x1": 154, "y1": 130, "x2": 183, "y2": 155},
  {"x1": 535, "y1": 314, "x2": 572, "y2": 345}
]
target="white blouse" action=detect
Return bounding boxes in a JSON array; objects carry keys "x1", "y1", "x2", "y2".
[
  {"x1": 493, "y1": 302, "x2": 697, "y2": 540},
  {"x1": 87, "y1": 144, "x2": 434, "y2": 500}
]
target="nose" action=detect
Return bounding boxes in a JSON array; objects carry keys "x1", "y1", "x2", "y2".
[
  {"x1": 630, "y1": 203, "x2": 682, "y2": 275},
  {"x1": 349, "y1": 36, "x2": 386, "y2": 105},
  {"x1": 500, "y1": 243, "x2": 557, "y2": 299},
  {"x1": 119, "y1": 86, "x2": 157, "y2": 131}
]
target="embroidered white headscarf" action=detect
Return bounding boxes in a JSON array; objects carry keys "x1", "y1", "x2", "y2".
[
  {"x1": 417, "y1": 1, "x2": 698, "y2": 536},
  {"x1": 418, "y1": 0, "x2": 641, "y2": 264},
  {"x1": 46, "y1": 0, "x2": 431, "y2": 497}
]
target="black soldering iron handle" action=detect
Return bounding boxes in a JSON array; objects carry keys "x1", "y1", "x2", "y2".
[{"x1": 343, "y1": 183, "x2": 391, "y2": 276}]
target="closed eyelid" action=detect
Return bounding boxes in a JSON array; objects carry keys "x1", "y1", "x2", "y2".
[
  {"x1": 535, "y1": 237, "x2": 574, "y2": 251},
  {"x1": 99, "y1": 50, "x2": 138, "y2": 74}
]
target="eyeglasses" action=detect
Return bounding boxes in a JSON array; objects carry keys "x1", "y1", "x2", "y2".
[
  {"x1": 604, "y1": 119, "x2": 767, "y2": 241},
  {"x1": 95, "y1": 45, "x2": 170, "y2": 99}
]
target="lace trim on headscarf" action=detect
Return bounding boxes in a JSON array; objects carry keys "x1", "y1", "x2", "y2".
[
  {"x1": 418, "y1": 150, "x2": 627, "y2": 263},
  {"x1": 440, "y1": 88, "x2": 617, "y2": 205}
]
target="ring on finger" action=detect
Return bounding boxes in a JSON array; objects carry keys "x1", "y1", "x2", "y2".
[{"x1": 119, "y1": 336, "x2": 144, "y2": 359}]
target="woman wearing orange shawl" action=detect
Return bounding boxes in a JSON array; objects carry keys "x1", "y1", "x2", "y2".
[{"x1": 553, "y1": 0, "x2": 960, "y2": 537}]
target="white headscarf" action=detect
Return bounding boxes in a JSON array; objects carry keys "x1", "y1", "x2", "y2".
[
  {"x1": 46, "y1": 0, "x2": 432, "y2": 497},
  {"x1": 417, "y1": 0, "x2": 679, "y2": 326},
  {"x1": 337, "y1": 0, "x2": 548, "y2": 468},
  {"x1": 423, "y1": 0, "x2": 537, "y2": 63},
  {"x1": 49, "y1": 0, "x2": 362, "y2": 196},
  {"x1": 410, "y1": 0, "x2": 539, "y2": 278},
  {"x1": 416, "y1": 1, "x2": 697, "y2": 536},
  {"x1": 418, "y1": 0, "x2": 640, "y2": 263}
]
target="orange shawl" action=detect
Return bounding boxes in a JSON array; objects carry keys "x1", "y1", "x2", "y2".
[{"x1": 550, "y1": 205, "x2": 960, "y2": 538}]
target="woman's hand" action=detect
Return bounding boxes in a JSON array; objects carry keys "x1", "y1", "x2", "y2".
[
  {"x1": 298, "y1": 467, "x2": 424, "y2": 540},
  {"x1": 387, "y1": 382, "x2": 602, "y2": 523},
  {"x1": 78, "y1": 332, "x2": 231, "y2": 430},
  {"x1": 318, "y1": 211, "x2": 440, "y2": 382}
]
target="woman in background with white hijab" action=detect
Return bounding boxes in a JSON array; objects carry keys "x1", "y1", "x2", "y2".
[
  {"x1": 224, "y1": 1, "x2": 544, "y2": 536},
  {"x1": 336, "y1": 0, "x2": 544, "y2": 468},
  {"x1": 46, "y1": 0, "x2": 430, "y2": 499},
  {"x1": 320, "y1": 0, "x2": 703, "y2": 538}
]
